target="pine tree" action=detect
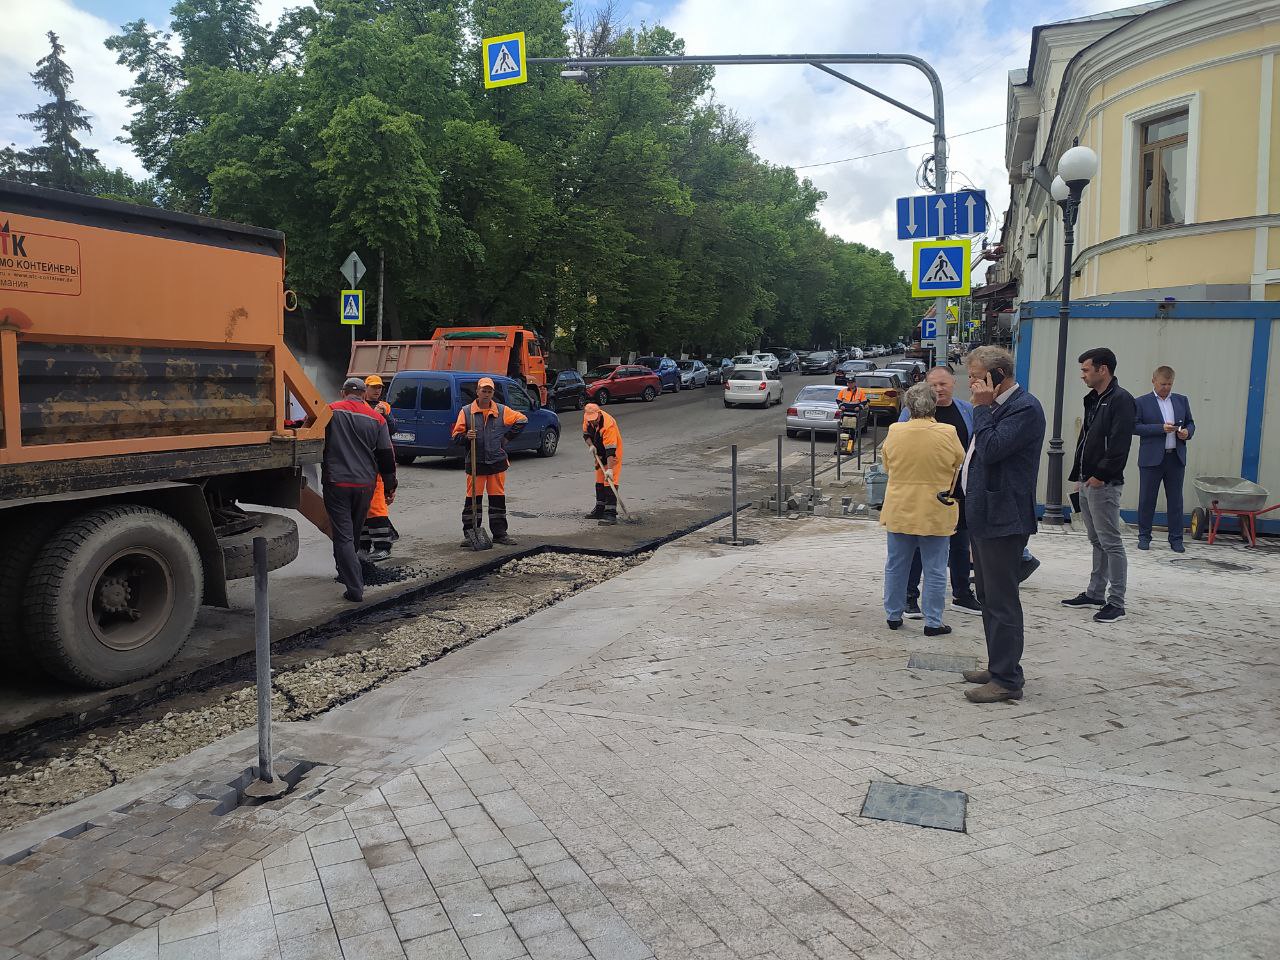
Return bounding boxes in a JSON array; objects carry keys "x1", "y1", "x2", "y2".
[{"x1": 18, "y1": 32, "x2": 99, "y2": 190}]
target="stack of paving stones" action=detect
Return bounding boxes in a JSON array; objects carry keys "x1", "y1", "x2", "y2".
[{"x1": 0, "y1": 742, "x2": 401, "y2": 960}]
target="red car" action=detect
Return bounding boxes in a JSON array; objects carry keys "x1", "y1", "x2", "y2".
[{"x1": 583, "y1": 364, "x2": 661, "y2": 405}]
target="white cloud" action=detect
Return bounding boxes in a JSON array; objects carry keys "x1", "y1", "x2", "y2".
[
  {"x1": 660, "y1": 0, "x2": 1100, "y2": 271},
  {"x1": 3, "y1": 0, "x2": 145, "y2": 176}
]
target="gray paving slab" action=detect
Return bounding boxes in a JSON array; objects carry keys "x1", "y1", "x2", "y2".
[{"x1": 7, "y1": 519, "x2": 1280, "y2": 960}]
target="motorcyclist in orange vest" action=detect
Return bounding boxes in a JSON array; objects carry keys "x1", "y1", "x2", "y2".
[{"x1": 360, "y1": 375, "x2": 398, "y2": 560}]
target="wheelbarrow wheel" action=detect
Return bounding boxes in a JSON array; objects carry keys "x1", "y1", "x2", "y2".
[{"x1": 1189, "y1": 507, "x2": 1207, "y2": 541}]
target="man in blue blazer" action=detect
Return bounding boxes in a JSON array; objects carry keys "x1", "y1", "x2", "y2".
[
  {"x1": 961, "y1": 347, "x2": 1046, "y2": 704},
  {"x1": 1133, "y1": 365, "x2": 1194, "y2": 551}
]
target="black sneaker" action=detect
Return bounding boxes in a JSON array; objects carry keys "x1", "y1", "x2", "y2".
[
  {"x1": 1061, "y1": 592, "x2": 1104, "y2": 608},
  {"x1": 887, "y1": 619, "x2": 903, "y2": 630},
  {"x1": 904, "y1": 599, "x2": 924, "y2": 619},
  {"x1": 584, "y1": 505, "x2": 606, "y2": 520},
  {"x1": 950, "y1": 596, "x2": 982, "y2": 616},
  {"x1": 923, "y1": 624, "x2": 952, "y2": 637},
  {"x1": 1019, "y1": 556, "x2": 1041, "y2": 583},
  {"x1": 1093, "y1": 603, "x2": 1126, "y2": 623}
]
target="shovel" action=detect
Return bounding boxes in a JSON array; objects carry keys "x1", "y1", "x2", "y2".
[
  {"x1": 466, "y1": 414, "x2": 493, "y2": 550},
  {"x1": 590, "y1": 448, "x2": 640, "y2": 524}
]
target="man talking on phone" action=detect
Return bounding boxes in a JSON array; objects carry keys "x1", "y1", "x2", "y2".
[{"x1": 960, "y1": 347, "x2": 1045, "y2": 703}]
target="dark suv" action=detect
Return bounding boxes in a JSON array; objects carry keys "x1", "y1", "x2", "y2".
[
  {"x1": 635, "y1": 356, "x2": 681, "y2": 393},
  {"x1": 548, "y1": 369, "x2": 587, "y2": 411}
]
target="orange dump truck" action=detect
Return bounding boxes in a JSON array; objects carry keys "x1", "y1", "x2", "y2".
[
  {"x1": 0, "y1": 182, "x2": 328, "y2": 689},
  {"x1": 348, "y1": 326, "x2": 548, "y2": 403}
]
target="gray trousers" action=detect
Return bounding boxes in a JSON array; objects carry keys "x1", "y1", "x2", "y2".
[
  {"x1": 971, "y1": 534, "x2": 1028, "y2": 691},
  {"x1": 1080, "y1": 483, "x2": 1126, "y2": 606},
  {"x1": 324, "y1": 483, "x2": 375, "y2": 597}
]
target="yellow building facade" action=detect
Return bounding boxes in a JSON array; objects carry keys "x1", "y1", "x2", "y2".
[{"x1": 1001, "y1": 0, "x2": 1280, "y2": 303}]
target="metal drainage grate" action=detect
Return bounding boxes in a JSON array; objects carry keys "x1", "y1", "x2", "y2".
[
  {"x1": 859, "y1": 781, "x2": 968, "y2": 832},
  {"x1": 908, "y1": 652, "x2": 981, "y2": 673},
  {"x1": 1169, "y1": 558, "x2": 1255, "y2": 574},
  {"x1": 713, "y1": 536, "x2": 760, "y2": 547}
]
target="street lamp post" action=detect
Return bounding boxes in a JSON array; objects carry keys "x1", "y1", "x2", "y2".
[{"x1": 1042, "y1": 143, "x2": 1098, "y2": 525}]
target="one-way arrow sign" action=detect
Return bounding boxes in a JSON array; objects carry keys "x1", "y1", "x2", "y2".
[{"x1": 896, "y1": 190, "x2": 987, "y2": 240}]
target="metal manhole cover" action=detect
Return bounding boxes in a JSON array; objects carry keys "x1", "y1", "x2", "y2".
[
  {"x1": 908, "y1": 652, "x2": 981, "y2": 673},
  {"x1": 859, "y1": 781, "x2": 967, "y2": 832},
  {"x1": 1169, "y1": 558, "x2": 1255, "y2": 573}
]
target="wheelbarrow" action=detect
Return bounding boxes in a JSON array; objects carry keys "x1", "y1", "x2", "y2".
[{"x1": 1189, "y1": 476, "x2": 1278, "y2": 547}]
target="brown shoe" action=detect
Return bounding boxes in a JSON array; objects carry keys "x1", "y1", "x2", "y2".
[
  {"x1": 964, "y1": 681, "x2": 1023, "y2": 703},
  {"x1": 961, "y1": 668, "x2": 990, "y2": 684}
]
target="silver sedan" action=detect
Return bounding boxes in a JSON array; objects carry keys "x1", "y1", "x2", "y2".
[{"x1": 785, "y1": 384, "x2": 866, "y2": 437}]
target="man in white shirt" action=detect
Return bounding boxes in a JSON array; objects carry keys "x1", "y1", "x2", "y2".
[{"x1": 1133, "y1": 365, "x2": 1195, "y2": 551}]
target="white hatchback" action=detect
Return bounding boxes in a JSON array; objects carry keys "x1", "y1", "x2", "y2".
[{"x1": 723, "y1": 368, "x2": 784, "y2": 408}]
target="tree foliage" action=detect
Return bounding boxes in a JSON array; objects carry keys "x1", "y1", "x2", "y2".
[{"x1": 14, "y1": 1, "x2": 918, "y2": 355}]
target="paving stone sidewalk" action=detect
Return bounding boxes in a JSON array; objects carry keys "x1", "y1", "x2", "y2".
[{"x1": 3, "y1": 518, "x2": 1277, "y2": 960}]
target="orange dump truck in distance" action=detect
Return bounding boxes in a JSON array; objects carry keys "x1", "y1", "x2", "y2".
[
  {"x1": 347, "y1": 325, "x2": 548, "y2": 404},
  {"x1": 0, "y1": 181, "x2": 328, "y2": 689}
]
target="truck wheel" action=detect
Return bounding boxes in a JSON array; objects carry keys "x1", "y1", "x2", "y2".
[
  {"x1": 219, "y1": 512, "x2": 300, "y2": 580},
  {"x1": 0, "y1": 510, "x2": 69, "y2": 665},
  {"x1": 24, "y1": 505, "x2": 203, "y2": 689}
]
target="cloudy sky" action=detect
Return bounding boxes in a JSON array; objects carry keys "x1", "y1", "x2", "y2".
[{"x1": 6, "y1": 0, "x2": 1126, "y2": 272}]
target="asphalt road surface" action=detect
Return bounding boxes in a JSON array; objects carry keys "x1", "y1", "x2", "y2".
[{"x1": 0, "y1": 356, "x2": 905, "y2": 735}]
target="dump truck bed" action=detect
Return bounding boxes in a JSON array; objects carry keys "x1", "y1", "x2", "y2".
[{"x1": 0, "y1": 181, "x2": 327, "y2": 483}]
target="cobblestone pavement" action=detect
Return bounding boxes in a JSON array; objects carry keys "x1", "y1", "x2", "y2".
[{"x1": 3, "y1": 518, "x2": 1277, "y2": 960}]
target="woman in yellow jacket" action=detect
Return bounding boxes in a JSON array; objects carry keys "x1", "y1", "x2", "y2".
[{"x1": 880, "y1": 382, "x2": 965, "y2": 635}]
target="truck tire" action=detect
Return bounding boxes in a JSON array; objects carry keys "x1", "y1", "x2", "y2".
[
  {"x1": 0, "y1": 509, "x2": 70, "y2": 664},
  {"x1": 24, "y1": 505, "x2": 203, "y2": 689},
  {"x1": 219, "y1": 512, "x2": 300, "y2": 581}
]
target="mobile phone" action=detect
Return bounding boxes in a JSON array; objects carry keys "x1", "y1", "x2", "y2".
[{"x1": 989, "y1": 368, "x2": 1006, "y2": 387}]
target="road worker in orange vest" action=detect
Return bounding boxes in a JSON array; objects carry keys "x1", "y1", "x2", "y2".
[
  {"x1": 451, "y1": 377, "x2": 527, "y2": 546},
  {"x1": 360, "y1": 375, "x2": 398, "y2": 560},
  {"x1": 837, "y1": 381, "x2": 868, "y2": 408},
  {"x1": 582, "y1": 403, "x2": 623, "y2": 525}
]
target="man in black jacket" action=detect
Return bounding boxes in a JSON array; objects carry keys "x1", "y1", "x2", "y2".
[{"x1": 1063, "y1": 348, "x2": 1135, "y2": 624}]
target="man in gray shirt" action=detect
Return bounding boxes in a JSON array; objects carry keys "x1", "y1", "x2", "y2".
[{"x1": 322, "y1": 378, "x2": 397, "y2": 602}]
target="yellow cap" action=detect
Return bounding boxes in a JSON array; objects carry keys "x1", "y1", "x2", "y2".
[
  {"x1": 477, "y1": 377, "x2": 496, "y2": 390},
  {"x1": 364, "y1": 375, "x2": 384, "y2": 387},
  {"x1": 583, "y1": 403, "x2": 603, "y2": 420}
]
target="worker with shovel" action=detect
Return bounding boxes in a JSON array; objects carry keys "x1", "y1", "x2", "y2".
[
  {"x1": 359, "y1": 375, "x2": 399, "y2": 561},
  {"x1": 583, "y1": 403, "x2": 624, "y2": 525},
  {"x1": 451, "y1": 377, "x2": 526, "y2": 548}
]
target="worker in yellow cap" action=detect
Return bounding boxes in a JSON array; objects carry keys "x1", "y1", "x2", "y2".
[
  {"x1": 582, "y1": 403, "x2": 623, "y2": 525},
  {"x1": 451, "y1": 377, "x2": 527, "y2": 545},
  {"x1": 360, "y1": 375, "x2": 398, "y2": 560}
]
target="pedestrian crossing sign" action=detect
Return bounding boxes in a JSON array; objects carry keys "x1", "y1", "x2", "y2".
[
  {"x1": 911, "y1": 238, "x2": 971, "y2": 298},
  {"x1": 340, "y1": 289, "x2": 363, "y2": 326},
  {"x1": 482, "y1": 32, "x2": 527, "y2": 89}
]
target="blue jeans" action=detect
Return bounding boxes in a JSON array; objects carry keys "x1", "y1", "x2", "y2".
[{"x1": 885, "y1": 533, "x2": 950, "y2": 628}]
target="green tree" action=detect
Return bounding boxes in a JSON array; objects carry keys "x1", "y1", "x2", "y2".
[{"x1": 18, "y1": 32, "x2": 98, "y2": 190}]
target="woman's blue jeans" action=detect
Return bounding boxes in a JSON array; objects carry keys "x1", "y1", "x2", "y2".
[{"x1": 884, "y1": 532, "x2": 949, "y2": 627}]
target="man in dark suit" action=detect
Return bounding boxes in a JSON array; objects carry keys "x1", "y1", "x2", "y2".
[
  {"x1": 1134, "y1": 365, "x2": 1194, "y2": 552},
  {"x1": 960, "y1": 347, "x2": 1046, "y2": 704}
]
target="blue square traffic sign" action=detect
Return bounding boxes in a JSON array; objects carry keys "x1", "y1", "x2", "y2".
[
  {"x1": 483, "y1": 32, "x2": 527, "y2": 89},
  {"x1": 911, "y1": 239, "x2": 971, "y2": 298}
]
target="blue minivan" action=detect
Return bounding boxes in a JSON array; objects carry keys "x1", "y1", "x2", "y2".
[{"x1": 383, "y1": 371, "x2": 561, "y2": 465}]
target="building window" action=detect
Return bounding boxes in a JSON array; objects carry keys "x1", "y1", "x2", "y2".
[{"x1": 1140, "y1": 110, "x2": 1188, "y2": 229}]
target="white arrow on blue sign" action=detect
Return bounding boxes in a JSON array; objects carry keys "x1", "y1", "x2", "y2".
[{"x1": 896, "y1": 190, "x2": 987, "y2": 240}]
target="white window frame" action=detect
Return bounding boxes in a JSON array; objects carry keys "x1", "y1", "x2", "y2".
[{"x1": 1119, "y1": 92, "x2": 1200, "y2": 235}]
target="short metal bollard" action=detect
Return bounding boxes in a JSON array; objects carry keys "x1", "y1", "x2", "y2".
[
  {"x1": 776, "y1": 434, "x2": 783, "y2": 518},
  {"x1": 243, "y1": 536, "x2": 287, "y2": 799},
  {"x1": 809, "y1": 427, "x2": 816, "y2": 510},
  {"x1": 731, "y1": 443, "x2": 738, "y2": 542}
]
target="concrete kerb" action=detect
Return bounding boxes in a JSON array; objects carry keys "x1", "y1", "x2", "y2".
[{"x1": 1, "y1": 507, "x2": 745, "y2": 760}]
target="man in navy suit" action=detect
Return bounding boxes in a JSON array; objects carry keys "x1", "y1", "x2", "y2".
[
  {"x1": 960, "y1": 347, "x2": 1046, "y2": 704},
  {"x1": 1133, "y1": 365, "x2": 1194, "y2": 552}
]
